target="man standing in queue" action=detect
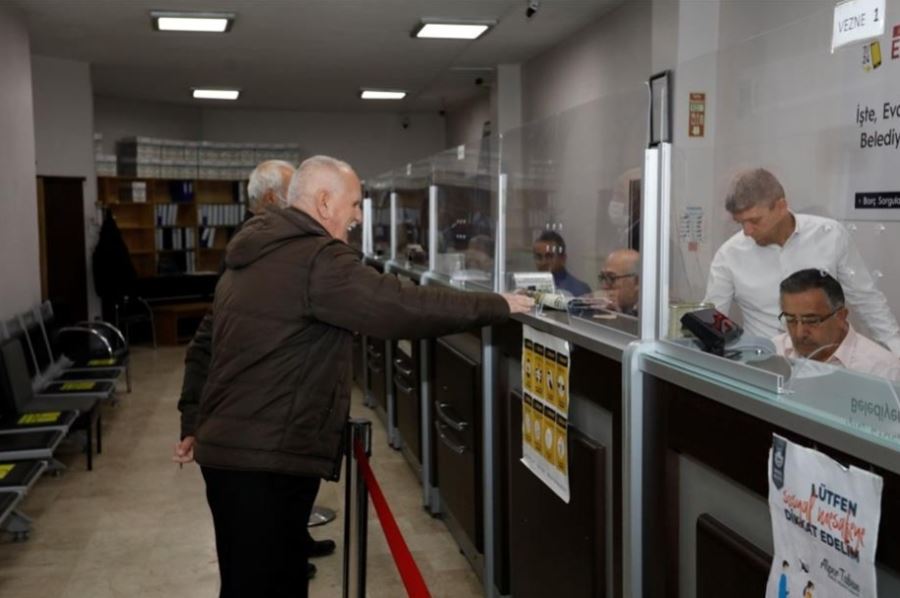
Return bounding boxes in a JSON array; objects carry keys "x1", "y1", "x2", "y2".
[
  {"x1": 193, "y1": 155, "x2": 533, "y2": 598},
  {"x1": 172, "y1": 160, "x2": 337, "y2": 579}
]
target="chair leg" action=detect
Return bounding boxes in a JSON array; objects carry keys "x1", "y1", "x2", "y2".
[
  {"x1": 97, "y1": 413, "x2": 103, "y2": 455},
  {"x1": 85, "y1": 413, "x2": 94, "y2": 472},
  {"x1": 126, "y1": 361, "x2": 132, "y2": 393},
  {"x1": 149, "y1": 314, "x2": 157, "y2": 349}
]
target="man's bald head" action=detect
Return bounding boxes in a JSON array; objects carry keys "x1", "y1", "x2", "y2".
[
  {"x1": 601, "y1": 248, "x2": 640, "y2": 314},
  {"x1": 288, "y1": 155, "x2": 362, "y2": 242},
  {"x1": 247, "y1": 160, "x2": 294, "y2": 214}
]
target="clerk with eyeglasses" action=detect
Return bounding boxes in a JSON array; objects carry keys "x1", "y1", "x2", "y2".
[
  {"x1": 598, "y1": 248, "x2": 640, "y2": 316},
  {"x1": 704, "y1": 168, "x2": 900, "y2": 356},
  {"x1": 533, "y1": 230, "x2": 591, "y2": 297},
  {"x1": 773, "y1": 269, "x2": 900, "y2": 381}
]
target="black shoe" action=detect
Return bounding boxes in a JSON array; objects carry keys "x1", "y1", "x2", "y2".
[
  {"x1": 307, "y1": 562, "x2": 317, "y2": 580},
  {"x1": 309, "y1": 538, "x2": 336, "y2": 558}
]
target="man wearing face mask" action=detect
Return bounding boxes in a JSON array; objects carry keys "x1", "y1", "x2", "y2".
[
  {"x1": 193, "y1": 155, "x2": 533, "y2": 598},
  {"x1": 704, "y1": 168, "x2": 900, "y2": 356},
  {"x1": 773, "y1": 269, "x2": 900, "y2": 381}
]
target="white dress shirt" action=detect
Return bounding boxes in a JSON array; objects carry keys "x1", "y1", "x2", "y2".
[
  {"x1": 773, "y1": 325, "x2": 900, "y2": 382},
  {"x1": 704, "y1": 213, "x2": 900, "y2": 356}
]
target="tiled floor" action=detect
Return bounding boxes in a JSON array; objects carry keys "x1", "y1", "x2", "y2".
[{"x1": 0, "y1": 346, "x2": 481, "y2": 597}]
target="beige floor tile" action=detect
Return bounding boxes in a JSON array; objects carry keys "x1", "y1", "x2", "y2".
[{"x1": 0, "y1": 345, "x2": 484, "y2": 597}]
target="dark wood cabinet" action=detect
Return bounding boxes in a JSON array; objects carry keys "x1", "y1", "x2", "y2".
[
  {"x1": 434, "y1": 333, "x2": 483, "y2": 556},
  {"x1": 507, "y1": 390, "x2": 607, "y2": 597},
  {"x1": 365, "y1": 337, "x2": 387, "y2": 412},
  {"x1": 393, "y1": 340, "x2": 421, "y2": 466}
]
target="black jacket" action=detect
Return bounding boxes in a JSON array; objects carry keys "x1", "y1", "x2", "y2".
[{"x1": 192, "y1": 206, "x2": 508, "y2": 479}]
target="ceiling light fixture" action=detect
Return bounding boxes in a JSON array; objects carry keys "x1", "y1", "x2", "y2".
[
  {"x1": 412, "y1": 19, "x2": 495, "y2": 40},
  {"x1": 152, "y1": 11, "x2": 235, "y2": 33},
  {"x1": 192, "y1": 88, "x2": 240, "y2": 100},
  {"x1": 360, "y1": 89, "x2": 407, "y2": 100}
]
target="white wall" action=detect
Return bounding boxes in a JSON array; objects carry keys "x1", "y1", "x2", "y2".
[
  {"x1": 0, "y1": 5, "x2": 40, "y2": 320},
  {"x1": 93, "y1": 96, "x2": 202, "y2": 155},
  {"x1": 445, "y1": 92, "x2": 491, "y2": 147},
  {"x1": 507, "y1": 2, "x2": 652, "y2": 287},
  {"x1": 521, "y1": 2, "x2": 652, "y2": 124},
  {"x1": 93, "y1": 99, "x2": 446, "y2": 180},
  {"x1": 31, "y1": 55, "x2": 101, "y2": 318},
  {"x1": 200, "y1": 108, "x2": 445, "y2": 180}
]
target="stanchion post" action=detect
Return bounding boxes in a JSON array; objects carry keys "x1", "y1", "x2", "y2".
[{"x1": 342, "y1": 418, "x2": 372, "y2": 598}]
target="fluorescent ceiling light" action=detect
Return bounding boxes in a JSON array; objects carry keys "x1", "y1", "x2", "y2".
[
  {"x1": 413, "y1": 20, "x2": 494, "y2": 40},
  {"x1": 152, "y1": 11, "x2": 234, "y2": 33},
  {"x1": 360, "y1": 89, "x2": 407, "y2": 100},
  {"x1": 192, "y1": 88, "x2": 240, "y2": 100}
]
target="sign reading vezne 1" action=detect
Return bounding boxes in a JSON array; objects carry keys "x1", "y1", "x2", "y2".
[{"x1": 832, "y1": 0, "x2": 886, "y2": 51}]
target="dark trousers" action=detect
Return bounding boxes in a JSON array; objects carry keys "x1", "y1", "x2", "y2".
[{"x1": 201, "y1": 466, "x2": 321, "y2": 598}]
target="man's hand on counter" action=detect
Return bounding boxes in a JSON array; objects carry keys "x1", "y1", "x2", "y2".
[{"x1": 502, "y1": 293, "x2": 536, "y2": 314}]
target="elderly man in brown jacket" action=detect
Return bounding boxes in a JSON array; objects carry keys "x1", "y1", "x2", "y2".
[{"x1": 193, "y1": 155, "x2": 532, "y2": 598}]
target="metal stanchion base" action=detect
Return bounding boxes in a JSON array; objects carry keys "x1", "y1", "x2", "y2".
[{"x1": 308, "y1": 505, "x2": 337, "y2": 527}]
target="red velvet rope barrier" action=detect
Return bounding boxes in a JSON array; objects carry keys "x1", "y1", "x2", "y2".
[{"x1": 354, "y1": 439, "x2": 432, "y2": 598}]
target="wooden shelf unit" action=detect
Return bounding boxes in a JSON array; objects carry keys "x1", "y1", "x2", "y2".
[{"x1": 98, "y1": 176, "x2": 247, "y2": 277}]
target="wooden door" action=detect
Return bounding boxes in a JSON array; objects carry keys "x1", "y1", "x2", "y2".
[{"x1": 38, "y1": 177, "x2": 88, "y2": 323}]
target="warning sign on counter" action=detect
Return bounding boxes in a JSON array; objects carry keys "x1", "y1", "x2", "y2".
[{"x1": 521, "y1": 325, "x2": 570, "y2": 503}]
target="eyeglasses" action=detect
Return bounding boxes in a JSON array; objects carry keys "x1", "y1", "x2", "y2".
[
  {"x1": 598, "y1": 271, "x2": 637, "y2": 286},
  {"x1": 777, "y1": 308, "x2": 841, "y2": 327}
]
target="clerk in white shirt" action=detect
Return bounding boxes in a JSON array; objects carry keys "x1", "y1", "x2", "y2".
[
  {"x1": 704, "y1": 168, "x2": 900, "y2": 356},
  {"x1": 773, "y1": 269, "x2": 900, "y2": 381}
]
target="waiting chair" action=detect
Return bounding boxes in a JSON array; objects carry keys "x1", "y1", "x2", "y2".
[{"x1": 0, "y1": 338, "x2": 103, "y2": 470}]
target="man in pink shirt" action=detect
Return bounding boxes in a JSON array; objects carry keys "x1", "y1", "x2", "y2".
[{"x1": 773, "y1": 269, "x2": 900, "y2": 382}]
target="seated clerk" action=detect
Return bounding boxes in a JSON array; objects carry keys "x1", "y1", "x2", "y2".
[
  {"x1": 533, "y1": 230, "x2": 591, "y2": 297},
  {"x1": 773, "y1": 269, "x2": 900, "y2": 381},
  {"x1": 599, "y1": 248, "x2": 640, "y2": 316}
]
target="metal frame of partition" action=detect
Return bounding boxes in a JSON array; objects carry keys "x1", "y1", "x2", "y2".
[{"x1": 358, "y1": 31, "x2": 900, "y2": 592}]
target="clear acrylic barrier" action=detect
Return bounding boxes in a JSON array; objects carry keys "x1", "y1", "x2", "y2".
[
  {"x1": 432, "y1": 138, "x2": 498, "y2": 289},
  {"x1": 662, "y1": 3, "x2": 900, "y2": 450},
  {"x1": 347, "y1": 213, "x2": 363, "y2": 254},
  {"x1": 501, "y1": 86, "x2": 648, "y2": 334},
  {"x1": 364, "y1": 170, "x2": 394, "y2": 260},
  {"x1": 392, "y1": 159, "x2": 432, "y2": 272}
]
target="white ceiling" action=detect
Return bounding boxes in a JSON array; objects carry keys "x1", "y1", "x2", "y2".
[{"x1": 15, "y1": 0, "x2": 623, "y2": 113}]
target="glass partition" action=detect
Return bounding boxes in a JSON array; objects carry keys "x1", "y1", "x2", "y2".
[
  {"x1": 347, "y1": 213, "x2": 363, "y2": 254},
  {"x1": 663, "y1": 3, "x2": 900, "y2": 448},
  {"x1": 392, "y1": 159, "x2": 432, "y2": 272},
  {"x1": 365, "y1": 170, "x2": 394, "y2": 260},
  {"x1": 432, "y1": 137, "x2": 499, "y2": 289},
  {"x1": 501, "y1": 85, "x2": 648, "y2": 334}
]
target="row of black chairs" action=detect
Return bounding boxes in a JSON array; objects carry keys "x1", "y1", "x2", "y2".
[{"x1": 0, "y1": 302, "x2": 131, "y2": 541}]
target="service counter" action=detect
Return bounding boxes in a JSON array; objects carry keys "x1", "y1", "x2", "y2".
[
  {"x1": 628, "y1": 347, "x2": 900, "y2": 597},
  {"x1": 492, "y1": 311, "x2": 632, "y2": 597}
]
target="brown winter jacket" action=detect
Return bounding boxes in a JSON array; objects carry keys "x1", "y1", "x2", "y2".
[{"x1": 193, "y1": 206, "x2": 509, "y2": 479}]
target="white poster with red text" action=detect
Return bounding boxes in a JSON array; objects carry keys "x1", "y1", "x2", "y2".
[{"x1": 766, "y1": 434, "x2": 883, "y2": 598}]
